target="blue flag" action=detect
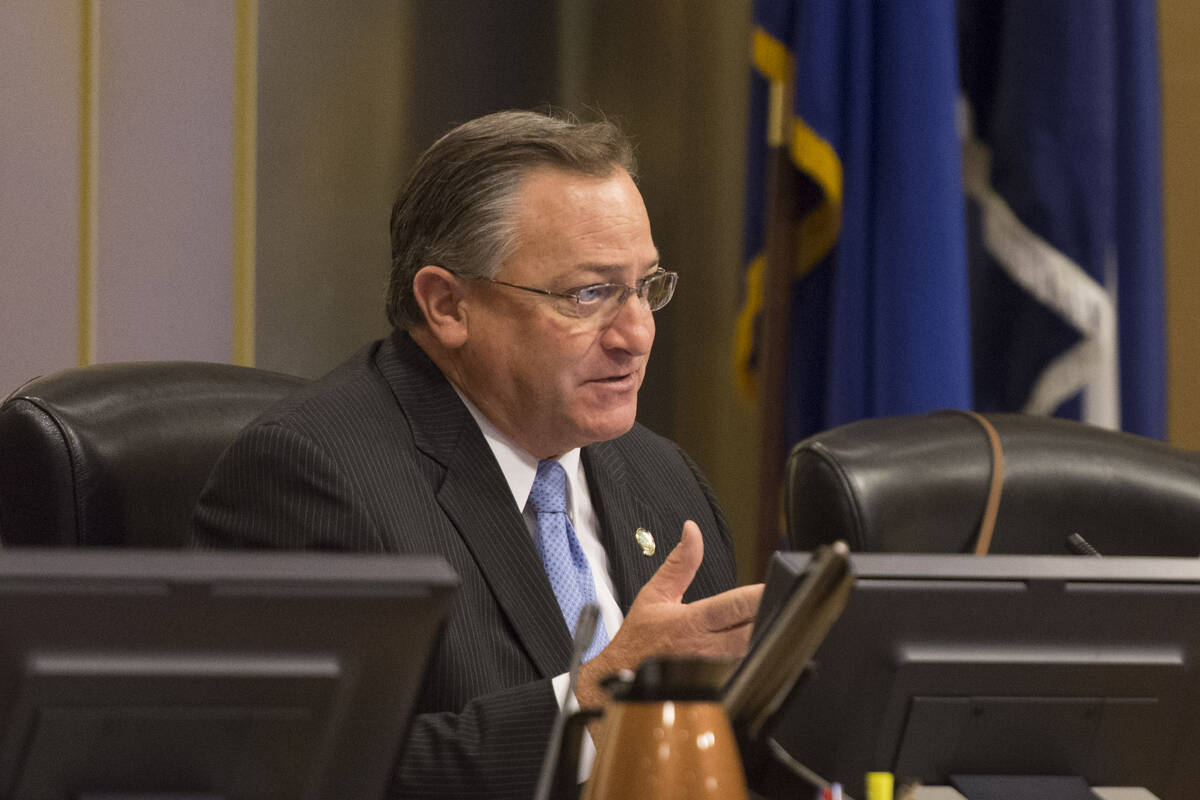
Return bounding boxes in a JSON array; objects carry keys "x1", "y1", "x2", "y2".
[
  {"x1": 960, "y1": 0, "x2": 1165, "y2": 437},
  {"x1": 737, "y1": 0, "x2": 1166, "y2": 445},
  {"x1": 737, "y1": 0, "x2": 971, "y2": 446}
]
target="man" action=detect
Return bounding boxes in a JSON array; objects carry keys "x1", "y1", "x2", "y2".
[{"x1": 193, "y1": 110, "x2": 761, "y2": 798}]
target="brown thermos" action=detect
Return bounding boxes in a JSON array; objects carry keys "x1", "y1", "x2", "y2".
[{"x1": 578, "y1": 657, "x2": 749, "y2": 800}]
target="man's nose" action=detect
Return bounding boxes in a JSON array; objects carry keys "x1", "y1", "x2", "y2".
[{"x1": 601, "y1": 292, "x2": 655, "y2": 354}]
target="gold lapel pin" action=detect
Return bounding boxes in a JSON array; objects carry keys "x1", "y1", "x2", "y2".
[{"x1": 634, "y1": 527, "x2": 656, "y2": 557}]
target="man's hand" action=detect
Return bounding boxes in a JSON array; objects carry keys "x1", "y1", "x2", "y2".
[{"x1": 575, "y1": 520, "x2": 763, "y2": 710}]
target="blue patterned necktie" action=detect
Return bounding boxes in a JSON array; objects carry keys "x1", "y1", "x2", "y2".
[{"x1": 528, "y1": 459, "x2": 610, "y2": 662}]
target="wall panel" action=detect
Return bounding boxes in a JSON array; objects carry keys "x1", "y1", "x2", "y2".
[
  {"x1": 0, "y1": 1, "x2": 82, "y2": 387},
  {"x1": 93, "y1": 1, "x2": 234, "y2": 363},
  {"x1": 252, "y1": 0, "x2": 408, "y2": 377},
  {"x1": 1160, "y1": 0, "x2": 1200, "y2": 448}
]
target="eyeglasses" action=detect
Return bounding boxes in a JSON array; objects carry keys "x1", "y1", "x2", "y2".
[{"x1": 479, "y1": 269, "x2": 678, "y2": 321}]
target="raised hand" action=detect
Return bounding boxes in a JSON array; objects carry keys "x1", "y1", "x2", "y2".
[{"x1": 575, "y1": 520, "x2": 763, "y2": 710}]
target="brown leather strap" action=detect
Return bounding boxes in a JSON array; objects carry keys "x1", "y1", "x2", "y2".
[{"x1": 943, "y1": 410, "x2": 1005, "y2": 555}]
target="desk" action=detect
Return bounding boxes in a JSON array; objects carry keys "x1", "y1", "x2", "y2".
[{"x1": 912, "y1": 788, "x2": 1159, "y2": 800}]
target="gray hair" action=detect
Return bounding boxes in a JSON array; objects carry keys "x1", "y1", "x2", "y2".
[{"x1": 385, "y1": 110, "x2": 638, "y2": 330}]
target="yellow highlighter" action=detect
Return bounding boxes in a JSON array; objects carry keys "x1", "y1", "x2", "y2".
[{"x1": 865, "y1": 772, "x2": 894, "y2": 800}]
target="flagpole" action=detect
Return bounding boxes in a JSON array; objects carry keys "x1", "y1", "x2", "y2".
[{"x1": 755, "y1": 77, "x2": 796, "y2": 580}]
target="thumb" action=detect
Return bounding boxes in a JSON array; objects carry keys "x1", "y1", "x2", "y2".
[{"x1": 638, "y1": 521, "x2": 704, "y2": 604}]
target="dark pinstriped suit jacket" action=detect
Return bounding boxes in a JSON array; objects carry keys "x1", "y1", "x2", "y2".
[{"x1": 191, "y1": 330, "x2": 737, "y2": 799}]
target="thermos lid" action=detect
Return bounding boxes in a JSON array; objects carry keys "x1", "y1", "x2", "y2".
[{"x1": 606, "y1": 656, "x2": 738, "y2": 702}]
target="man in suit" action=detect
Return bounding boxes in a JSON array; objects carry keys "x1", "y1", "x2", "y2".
[{"x1": 193, "y1": 110, "x2": 761, "y2": 798}]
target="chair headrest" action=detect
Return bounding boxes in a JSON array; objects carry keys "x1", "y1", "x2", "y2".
[
  {"x1": 786, "y1": 412, "x2": 1200, "y2": 556},
  {"x1": 0, "y1": 361, "x2": 307, "y2": 547}
]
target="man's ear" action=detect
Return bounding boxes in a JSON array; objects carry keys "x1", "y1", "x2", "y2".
[{"x1": 412, "y1": 265, "x2": 469, "y2": 348}]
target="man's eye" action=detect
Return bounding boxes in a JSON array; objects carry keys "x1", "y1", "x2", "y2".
[{"x1": 573, "y1": 285, "x2": 611, "y2": 305}]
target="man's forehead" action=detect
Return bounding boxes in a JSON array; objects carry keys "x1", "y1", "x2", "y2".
[{"x1": 506, "y1": 167, "x2": 656, "y2": 264}]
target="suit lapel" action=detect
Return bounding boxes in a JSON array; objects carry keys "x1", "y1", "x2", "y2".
[
  {"x1": 376, "y1": 332, "x2": 572, "y2": 677},
  {"x1": 583, "y1": 440, "x2": 678, "y2": 610}
]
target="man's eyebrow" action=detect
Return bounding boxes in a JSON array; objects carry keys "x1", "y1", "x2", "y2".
[{"x1": 572, "y1": 257, "x2": 662, "y2": 281}]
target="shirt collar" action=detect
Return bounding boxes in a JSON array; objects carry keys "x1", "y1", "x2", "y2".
[{"x1": 453, "y1": 388, "x2": 582, "y2": 514}]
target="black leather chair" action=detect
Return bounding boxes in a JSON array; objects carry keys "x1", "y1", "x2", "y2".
[
  {"x1": 786, "y1": 412, "x2": 1200, "y2": 556},
  {"x1": 0, "y1": 362, "x2": 307, "y2": 547}
]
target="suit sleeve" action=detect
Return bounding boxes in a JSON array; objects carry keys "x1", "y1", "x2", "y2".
[
  {"x1": 191, "y1": 422, "x2": 384, "y2": 552},
  {"x1": 191, "y1": 423, "x2": 561, "y2": 800},
  {"x1": 390, "y1": 680, "x2": 559, "y2": 799}
]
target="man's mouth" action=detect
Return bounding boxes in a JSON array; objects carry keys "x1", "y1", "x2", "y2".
[{"x1": 588, "y1": 371, "x2": 638, "y2": 389}]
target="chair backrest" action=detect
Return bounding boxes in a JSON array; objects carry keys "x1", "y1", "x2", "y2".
[
  {"x1": 0, "y1": 362, "x2": 307, "y2": 547},
  {"x1": 786, "y1": 412, "x2": 1200, "y2": 556}
]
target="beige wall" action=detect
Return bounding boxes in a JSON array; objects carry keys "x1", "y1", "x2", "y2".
[
  {"x1": 253, "y1": 1, "x2": 407, "y2": 377},
  {"x1": 93, "y1": 2, "x2": 237, "y2": 363},
  {"x1": 0, "y1": 0, "x2": 239, "y2": 385},
  {"x1": 1161, "y1": 0, "x2": 1200, "y2": 449},
  {"x1": 0, "y1": 1, "x2": 81, "y2": 385}
]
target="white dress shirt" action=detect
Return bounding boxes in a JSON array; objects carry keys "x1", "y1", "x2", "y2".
[{"x1": 455, "y1": 391, "x2": 626, "y2": 779}]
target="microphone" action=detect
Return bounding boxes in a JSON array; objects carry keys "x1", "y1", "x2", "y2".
[
  {"x1": 1065, "y1": 532, "x2": 1102, "y2": 557},
  {"x1": 533, "y1": 603, "x2": 600, "y2": 800}
]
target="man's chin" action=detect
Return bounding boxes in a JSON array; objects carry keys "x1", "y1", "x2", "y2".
[{"x1": 577, "y1": 407, "x2": 638, "y2": 445}]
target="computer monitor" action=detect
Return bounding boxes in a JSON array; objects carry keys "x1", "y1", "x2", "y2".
[
  {"x1": 0, "y1": 548, "x2": 457, "y2": 800},
  {"x1": 756, "y1": 552, "x2": 1200, "y2": 799}
]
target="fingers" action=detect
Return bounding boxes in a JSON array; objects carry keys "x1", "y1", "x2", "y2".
[
  {"x1": 702, "y1": 620, "x2": 756, "y2": 659},
  {"x1": 637, "y1": 520, "x2": 704, "y2": 604},
  {"x1": 689, "y1": 583, "x2": 764, "y2": 633},
  {"x1": 604, "y1": 522, "x2": 763, "y2": 671}
]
